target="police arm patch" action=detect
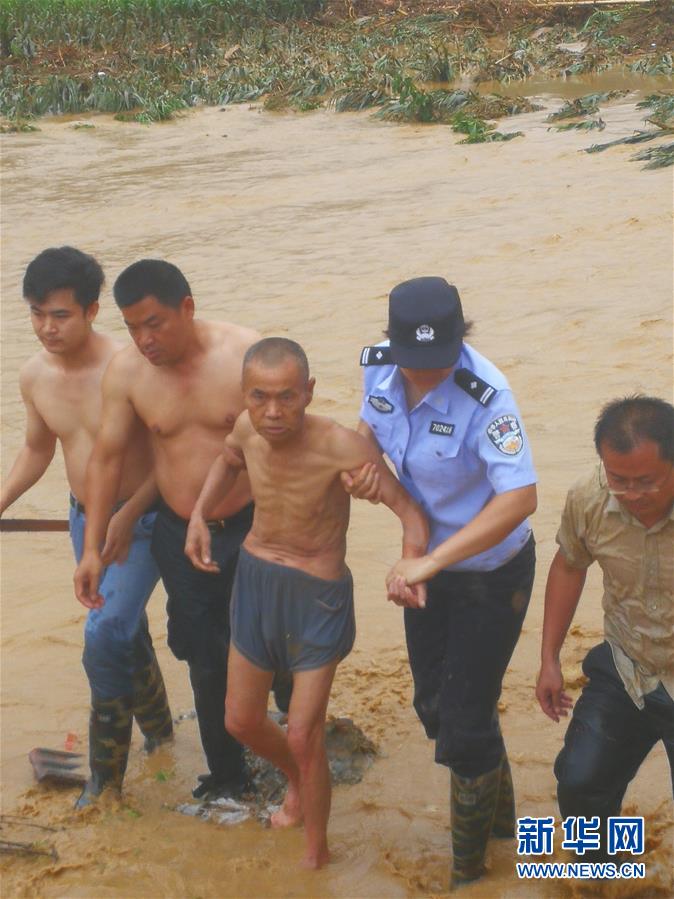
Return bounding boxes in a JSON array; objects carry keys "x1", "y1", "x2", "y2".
[
  {"x1": 487, "y1": 415, "x2": 524, "y2": 455},
  {"x1": 368, "y1": 395, "x2": 394, "y2": 414}
]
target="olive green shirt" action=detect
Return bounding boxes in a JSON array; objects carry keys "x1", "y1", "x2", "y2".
[{"x1": 557, "y1": 466, "x2": 674, "y2": 709}]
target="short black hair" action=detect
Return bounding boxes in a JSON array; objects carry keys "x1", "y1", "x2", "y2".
[
  {"x1": 243, "y1": 337, "x2": 310, "y2": 382},
  {"x1": 113, "y1": 259, "x2": 192, "y2": 309},
  {"x1": 594, "y1": 395, "x2": 674, "y2": 463},
  {"x1": 23, "y1": 246, "x2": 104, "y2": 310}
]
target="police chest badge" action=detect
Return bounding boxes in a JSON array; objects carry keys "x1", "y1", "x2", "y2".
[
  {"x1": 368, "y1": 395, "x2": 394, "y2": 414},
  {"x1": 487, "y1": 415, "x2": 524, "y2": 455}
]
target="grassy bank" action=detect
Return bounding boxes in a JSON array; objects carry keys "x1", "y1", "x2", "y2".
[{"x1": 1, "y1": 0, "x2": 672, "y2": 127}]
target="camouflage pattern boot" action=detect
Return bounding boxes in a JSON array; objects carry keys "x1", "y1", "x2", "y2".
[
  {"x1": 449, "y1": 766, "x2": 501, "y2": 889},
  {"x1": 133, "y1": 648, "x2": 174, "y2": 753},
  {"x1": 75, "y1": 695, "x2": 133, "y2": 809},
  {"x1": 491, "y1": 752, "x2": 516, "y2": 839}
]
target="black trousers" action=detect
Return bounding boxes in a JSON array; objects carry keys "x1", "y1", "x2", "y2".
[
  {"x1": 151, "y1": 501, "x2": 254, "y2": 782},
  {"x1": 404, "y1": 534, "x2": 535, "y2": 778},
  {"x1": 555, "y1": 641, "x2": 674, "y2": 860}
]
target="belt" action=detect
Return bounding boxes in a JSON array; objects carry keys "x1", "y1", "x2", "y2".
[
  {"x1": 69, "y1": 494, "x2": 159, "y2": 516},
  {"x1": 158, "y1": 499, "x2": 253, "y2": 531}
]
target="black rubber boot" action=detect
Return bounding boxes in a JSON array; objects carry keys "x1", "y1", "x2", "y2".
[
  {"x1": 450, "y1": 766, "x2": 501, "y2": 889},
  {"x1": 75, "y1": 695, "x2": 133, "y2": 809},
  {"x1": 491, "y1": 752, "x2": 516, "y2": 839}
]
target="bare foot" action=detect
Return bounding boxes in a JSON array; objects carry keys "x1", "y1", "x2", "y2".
[
  {"x1": 270, "y1": 785, "x2": 302, "y2": 828},
  {"x1": 301, "y1": 846, "x2": 330, "y2": 870}
]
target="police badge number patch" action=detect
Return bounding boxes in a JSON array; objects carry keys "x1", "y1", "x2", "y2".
[
  {"x1": 368, "y1": 395, "x2": 394, "y2": 414},
  {"x1": 487, "y1": 415, "x2": 524, "y2": 455},
  {"x1": 429, "y1": 421, "x2": 455, "y2": 436}
]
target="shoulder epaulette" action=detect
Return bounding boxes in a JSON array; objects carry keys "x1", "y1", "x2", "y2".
[
  {"x1": 454, "y1": 368, "x2": 497, "y2": 406},
  {"x1": 360, "y1": 345, "x2": 393, "y2": 366}
]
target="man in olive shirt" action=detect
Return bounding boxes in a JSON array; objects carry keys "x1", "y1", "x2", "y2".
[{"x1": 536, "y1": 396, "x2": 674, "y2": 861}]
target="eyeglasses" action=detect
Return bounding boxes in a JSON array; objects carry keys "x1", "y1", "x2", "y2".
[{"x1": 600, "y1": 464, "x2": 673, "y2": 497}]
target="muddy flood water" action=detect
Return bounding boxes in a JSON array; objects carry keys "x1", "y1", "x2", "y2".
[{"x1": 1, "y1": 91, "x2": 672, "y2": 898}]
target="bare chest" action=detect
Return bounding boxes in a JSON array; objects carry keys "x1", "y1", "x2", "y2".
[
  {"x1": 247, "y1": 445, "x2": 344, "y2": 516},
  {"x1": 32, "y1": 372, "x2": 101, "y2": 443},
  {"x1": 132, "y1": 366, "x2": 243, "y2": 440}
]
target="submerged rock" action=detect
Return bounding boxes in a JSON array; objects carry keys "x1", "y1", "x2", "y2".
[{"x1": 175, "y1": 715, "x2": 377, "y2": 825}]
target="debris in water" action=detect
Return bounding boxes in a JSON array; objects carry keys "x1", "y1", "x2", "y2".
[
  {"x1": 0, "y1": 839, "x2": 59, "y2": 861},
  {"x1": 174, "y1": 715, "x2": 377, "y2": 826},
  {"x1": 176, "y1": 797, "x2": 252, "y2": 827},
  {"x1": 553, "y1": 117, "x2": 605, "y2": 131},
  {"x1": 0, "y1": 816, "x2": 59, "y2": 862},
  {"x1": 28, "y1": 748, "x2": 86, "y2": 786},
  {"x1": 631, "y1": 142, "x2": 674, "y2": 169},
  {"x1": 584, "y1": 130, "x2": 664, "y2": 152}
]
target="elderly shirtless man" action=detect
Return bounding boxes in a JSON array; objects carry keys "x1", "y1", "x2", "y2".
[
  {"x1": 74, "y1": 259, "x2": 290, "y2": 800},
  {"x1": 185, "y1": 338, "x2": 429, "y2": 869},
  {"x1": 1, "y1": 247, "x2": 172, "y2": 807}
]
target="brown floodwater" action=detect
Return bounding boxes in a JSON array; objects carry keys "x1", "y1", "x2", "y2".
[{"x1": 1, "y1": 95, "x2": 672, "y2": 898}]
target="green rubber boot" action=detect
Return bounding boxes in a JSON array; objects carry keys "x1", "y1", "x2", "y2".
[
  {"x1": 450, "y1": 766, "x2": 501, "y2": 889},
  {"x1": 75, "y1": 695, "x2": 133, "y2": 809},
  {"x1": 133, "y1": 648, "x2": 174, "y2": 753},
  {"x1": 491, "y1": 752, "x2": 516, "y2": 839}
]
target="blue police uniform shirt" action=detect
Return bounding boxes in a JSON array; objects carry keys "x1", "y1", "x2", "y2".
[{"x1": 359, "y1": 342, "x2": 536, "y2": 572}]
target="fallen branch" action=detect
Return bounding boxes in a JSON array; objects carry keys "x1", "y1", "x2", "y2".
[{"x1": 0, "y1": 840, "x2": 59, "y2": 861}]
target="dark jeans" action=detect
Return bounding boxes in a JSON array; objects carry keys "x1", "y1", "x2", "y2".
[
  {"x1": 404, "y1": 534, "x2": 535, "y2": 778},
  {"x1": 555, "y1": 641, "x2": 674, "y2": 860},
  {"x1": 151, "y1": 501, "x2": 254, "y2": 782}
]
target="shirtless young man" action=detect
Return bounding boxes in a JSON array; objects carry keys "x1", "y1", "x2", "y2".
[
  {"x1": 184, "y1": 337, "x2": 429, "y2": 869},
  {"x1": 0, "y1": 247, "x2": 172, "y2": 807},
  {"x1": 74, "y1": 258, "x2": 291, "y2": 800}
]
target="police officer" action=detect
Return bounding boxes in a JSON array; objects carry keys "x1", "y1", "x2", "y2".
[{"x1": 354, "y1": 277, "x2": 537, "y2": 888}]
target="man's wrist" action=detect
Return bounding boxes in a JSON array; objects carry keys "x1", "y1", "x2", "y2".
[
  {"x1": 402, "y1": 541, "x2": 427, "y2": 558},
  {"x1": 541, "y1": 651, "x2": 561, "y2": 666},
  {"x1": 409, "y1": 554, "x2": 440, "y2": 581},
  {"x1": 82, "y1": 543, "x2": 102, "y2": 559}
]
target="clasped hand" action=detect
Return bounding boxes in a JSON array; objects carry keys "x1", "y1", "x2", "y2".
[{"x1": 385, "y1": 557, "x2": 430, "y2": 609}]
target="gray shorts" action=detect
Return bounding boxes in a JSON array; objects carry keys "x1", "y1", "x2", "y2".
[{"x1": 230, "y1": 548, "x2": 355, "y2": 673}]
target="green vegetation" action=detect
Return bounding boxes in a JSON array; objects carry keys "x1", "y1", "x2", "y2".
[
  {"x1": 583, "y1": 92, "x2": 674, "y2": 168},
  {"x1": 632, "y1": 142, "x2": 674, "y2": 169},
  {"x1": 0, "y1": 1, "x2": 671, "y2": 162},
  {"x1": 1, "y1": 0, "x2": 671, "y2": 128},
  {"x1": 547, "y1": 90, "x2": 628, "y2": 122}
]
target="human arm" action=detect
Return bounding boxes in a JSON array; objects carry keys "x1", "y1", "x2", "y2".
[
  {"x1": 535, "y1": 549, "x2": 587, "y2": 722},
  {"x1": 386, "y1": 483, "x2": 537, "y2": 588},
  {"x1": 339, "y1": 421, "x2": 384, "y2": 503},
  {"x1": 0, "y1": 369, "x2": 56, "y2": 515},
  {"x1": 338, "y1": 424, "x2": 429, "y2": 608},
  {"x1": 184, "y1": 428, "x2": 246, "y2": 573},
  {"x1": 100, "y1": 470, "x2": 159, "y2": 565},
  {"x1": 73, "y1": 360, "x2": 139, "y2": 608}
]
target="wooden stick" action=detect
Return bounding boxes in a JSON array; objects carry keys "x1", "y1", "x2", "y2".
[{"x1": 0, "y1": 519, "x2": 69, "y2": 532}]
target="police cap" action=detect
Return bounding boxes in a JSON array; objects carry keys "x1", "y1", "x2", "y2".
[{"x1": 388, "y1": 276, "x2": 464, "y2": 369}]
